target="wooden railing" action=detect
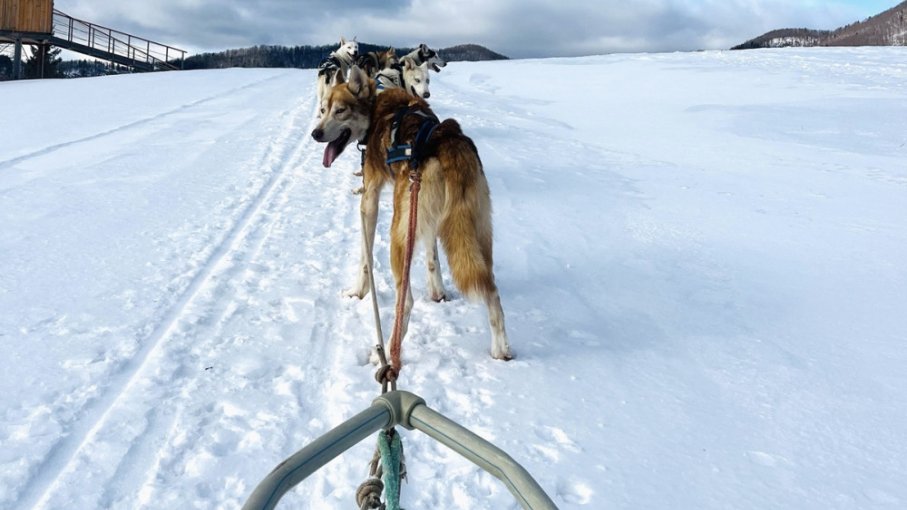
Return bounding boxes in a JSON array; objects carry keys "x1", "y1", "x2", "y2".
[{"x1": 50, "y1": 10, "x2": 185, "y2": 71}]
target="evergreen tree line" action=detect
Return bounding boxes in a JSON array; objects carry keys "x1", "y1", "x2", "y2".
[
  {"x1": 0, "y1": 42, "x2": 506, "y2": 80},
  {"x1": 0, "y1": 45, "x2": 63, "y2": 80},
  {"x1": 58, "y1": 59, "x2": 130, "y2": 77},
  {"x1": 181, "y1": 42, "x2": 506, "y2": 71}
]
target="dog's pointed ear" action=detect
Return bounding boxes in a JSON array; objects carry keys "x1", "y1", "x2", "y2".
[
  {"x1": 331, "y1": 69, "x2": 346, "y2": 87},
  {"x1": 420, "y1": 43, "x2": 428, "y2": 52},
  {"x1": 340, "y1": 36, "x2": 347, "y2": 45},
  {"x1": 347, "y1": 66, "x2": 370, "y2": 99},
  {"x1": 404, "y1": 58, "x2": 415, "y2": 71}
]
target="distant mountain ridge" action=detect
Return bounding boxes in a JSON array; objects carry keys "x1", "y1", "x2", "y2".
[
  {"x1": 437, "y1": 44, "x2": 507, "y2": 62},
  {"x1": 182, "y1": 42, "x2": 506, "y2": 71},
  {"x1": 733, "y1": 1, "x2": 907, "y2": 49}
]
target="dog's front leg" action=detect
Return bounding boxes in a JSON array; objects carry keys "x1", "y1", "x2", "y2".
[{"x1": 345, "y1": 183, "x2": 381, "y2": 299}]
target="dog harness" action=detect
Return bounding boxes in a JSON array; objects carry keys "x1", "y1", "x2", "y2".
[
  {"x1": 317, "y1": 55, "x2": 341, "y2": 78},
  {"x1": 413, "y1": 48, "x2": 436, "y2": 66},
  {"x1": 357, "y1": 52, "x2": 379, "y2": 71},
  {"x1": 386, "y1": 106, "x2": 440, "y2": 170},
  {"x1": 375, "y1": 64, "x2": 405, "y2": 93}
]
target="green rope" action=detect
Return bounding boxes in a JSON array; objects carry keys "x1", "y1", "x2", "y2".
[{"x1": 377, "y1": 429, "x2": 404, "y2": 510}]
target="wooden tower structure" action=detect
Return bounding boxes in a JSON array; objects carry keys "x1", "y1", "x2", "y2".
[
  {"x1": 0, "y1": 0, "x2": 53, "y2": 79},
  {"x1": 1, "y1": 0, "x2": 185, "y2": 80}
]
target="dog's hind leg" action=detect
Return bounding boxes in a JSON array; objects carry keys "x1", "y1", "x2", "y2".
[
  {"x1": 484, "y1": 285, "x2": 513, "y2": 361},
  {"x1": 439, "y1": 156, "x2": 513, "y2": 360},
  {"x1": 416, "y1": 162, "x2": 447, "y2": 302},
  {"x1": 475, "y1": 208, "x2": 512, "y2": 360},
  {"x1": 442, "y1": 220, "x2": 513, "y2": 359},
  {"x1": 424, "y1": 237, "x2": 447, "y2": 302},
  {"x1": 475, "y1": 226, "x2": 513, "y2": 360}
]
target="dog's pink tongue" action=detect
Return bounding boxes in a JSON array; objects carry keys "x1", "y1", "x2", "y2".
[{"x1": 323, "y1": 144, "x2": 338, "y2": 168}]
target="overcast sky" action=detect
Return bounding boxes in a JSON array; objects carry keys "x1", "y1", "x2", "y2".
[{"x1": 54, "y1": 0, "x2": 899, "y2": 58}]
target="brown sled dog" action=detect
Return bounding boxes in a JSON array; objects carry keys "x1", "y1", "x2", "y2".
[{"x1": 311, "y1": 65, "x2": 513, "y2": 363}]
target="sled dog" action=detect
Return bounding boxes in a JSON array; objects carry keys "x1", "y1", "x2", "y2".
[
  {"x1": 316, "y1": 37, "x2": 359, "y2": 117},
  {"x1": 357, "y1": 48, "x2": 397, "y2": 78},
  {"x1": 375, "y1": 57, "x2": 432, "y2": 98},
  {"x1": 404, "y1": 43, "x2": 447, "y2": 72},
  {"x1": 311, "y1": 66, "x2": 513, "y2": 362}
]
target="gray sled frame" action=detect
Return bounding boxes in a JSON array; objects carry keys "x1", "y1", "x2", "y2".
[{"x1": 242, "y1": 391, "x2": 558, "y2": 510}]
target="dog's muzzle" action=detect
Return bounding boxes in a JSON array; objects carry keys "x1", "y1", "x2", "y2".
[{"x1": 315, "y1": 128, "x2": 352, "y2": 168}]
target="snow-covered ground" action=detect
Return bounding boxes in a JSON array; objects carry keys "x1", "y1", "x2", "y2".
[{"x1": 1, "y1": 48, "x2": 906, "y2": 509}]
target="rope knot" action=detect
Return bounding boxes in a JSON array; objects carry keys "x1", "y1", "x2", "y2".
[
  {"x1": 375, "y1": 364, "x2": 399, "y2": 385},
  {"x1": 356, "y1": 477, "x2": 385, "y2": 510}
]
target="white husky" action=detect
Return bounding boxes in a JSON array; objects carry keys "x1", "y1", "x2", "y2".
[
  {"x1": 375, "y1": 58, "x2": 431, "y2": 99},
  {"x1": 317, "y1": 37, "x2": 359, "y2": 117}
]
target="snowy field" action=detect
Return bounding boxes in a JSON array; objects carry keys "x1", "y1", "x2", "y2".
[{"x1": 1, "y1": 48, "x2": 906, "y2": 509}]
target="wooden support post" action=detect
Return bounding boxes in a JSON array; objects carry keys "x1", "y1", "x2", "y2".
[{"x1": 12, "y1": 36, "x2": 22, "y2": 80}]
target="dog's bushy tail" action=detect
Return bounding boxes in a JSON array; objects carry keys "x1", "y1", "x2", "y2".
[{"x1": 436, "y1": 120, "x2": 496, "y2": 301}]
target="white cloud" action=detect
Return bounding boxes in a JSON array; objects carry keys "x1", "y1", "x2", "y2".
[{"x1": 52, "y1": 0, "x2": 889, "y2": 57}]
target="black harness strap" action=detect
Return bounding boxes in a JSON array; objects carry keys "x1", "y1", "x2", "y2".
[
  {"x1": 386, "y1": 107, "x2": 440, "y2": 170},
  {"x1": 318, "y1": 55, "x2": 341, "y2": 74},
  {"x1": 416, "y1": 48, "x2": 436, "y2": 66}
]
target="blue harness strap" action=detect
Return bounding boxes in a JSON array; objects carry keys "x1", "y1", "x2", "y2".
[{"x1": 385, "y1": 145, "x2": 413, "y2": 165}]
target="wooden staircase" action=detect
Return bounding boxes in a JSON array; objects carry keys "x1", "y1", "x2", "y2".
[{"x1": 50, "y1": 9, "x2": 185, "y2": 71}]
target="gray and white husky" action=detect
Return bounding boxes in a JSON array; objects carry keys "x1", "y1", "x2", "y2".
[
  {"x1": 404, "y1": 43, "x2": 447, "y2": 73},
  {"x1": 375, "y1": 57, "x2": 432, "y2": 99}
]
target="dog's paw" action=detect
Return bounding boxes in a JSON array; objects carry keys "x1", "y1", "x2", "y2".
[
  {"x1": 492, "y1": 349, "x2": 514, "y2": 361},
  {"x1": 353, "y1": 171, "x2": 363, "y2": 177},
  {"x1": 430, "y1": 292, "x2": 448, "y2": 303},
  {"x1": 343, "y1": 287, "x2": 367, "y2": 299},
  {"x1": 351, "y1": 187, "x2": 365, "y2": 195}
]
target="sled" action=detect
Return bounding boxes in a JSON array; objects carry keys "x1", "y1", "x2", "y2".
[{"x1": 242, "y1": 390, "x2": 557, "y2": 510}]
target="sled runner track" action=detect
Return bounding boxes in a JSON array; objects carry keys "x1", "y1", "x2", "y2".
[
  {"x1": 0, "y1": 72, "x2": 290, "y2": 171},
  {"x1": 16, "y1": 84, "x2": 318, "y2": 510}
]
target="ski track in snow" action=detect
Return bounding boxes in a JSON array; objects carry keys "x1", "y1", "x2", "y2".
[
  {"x1": 13, "y1": 70, "x2": 432, "y2": 510},
  {"x1": 14, "y1": 73, "x2": 326, "y2": 509},
  {"x1": 0, "y1": 74, "x2": 282, "y2": 172}
]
